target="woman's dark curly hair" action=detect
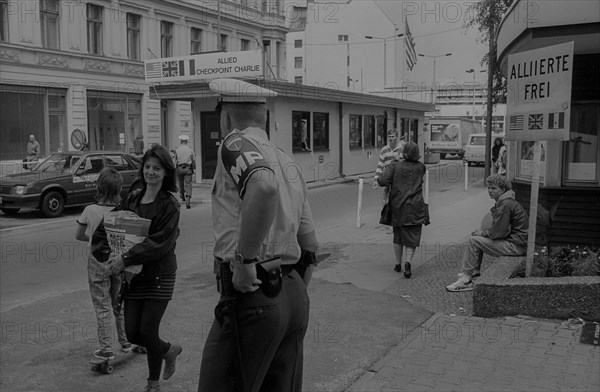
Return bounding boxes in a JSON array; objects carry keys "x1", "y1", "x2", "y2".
[
  {"x1": 138, "y1": 144, "x2": 177, "y2": 194},
  {"x1": 402, "y1": 141, "x2": 421, "y2": 162}
]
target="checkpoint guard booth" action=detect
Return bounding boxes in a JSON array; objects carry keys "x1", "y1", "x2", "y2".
[
  {"x1": 145, "y1": 50, "x2": 433, "y2": 184},
  {"x1": 496, "y1": 0, "x2": 600, "y2": 245}
]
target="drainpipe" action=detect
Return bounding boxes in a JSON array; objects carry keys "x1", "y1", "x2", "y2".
[{"x1": 338, "y1": 101, "x2": 345, "y2": 177}]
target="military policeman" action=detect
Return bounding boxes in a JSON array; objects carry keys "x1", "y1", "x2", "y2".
[
  {"x1": 175, "y1": 134, "x2": 195, "y2": 209},
  {"x1": 197, "y1": 78, "x2": 318, "y2": 392}
]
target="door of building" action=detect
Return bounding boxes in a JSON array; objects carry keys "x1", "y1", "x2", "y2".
[{"x1": 201, "y1": 112, "x2": 221, "y2": 180}]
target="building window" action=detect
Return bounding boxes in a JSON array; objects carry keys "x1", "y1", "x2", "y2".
[
  {"x1": 87, "y1": 92, "x2": 142, "y2": 153},
  {"x1": 126, "y1": 13, "x2": 141, "y2": 60},
  {"x1": 161, "y1": 21, "x2": 173, "y2": 57},
  {"x1": 240, "y1": 38, "x2": 250, "y2": 51},
  {"x1": 191, "y1": 27, "x2": 202, "y2": 54},
  {"x1": 294, "y1": 56, "x2": 302, "y2": 69},
  {"x1": 349, "y1": 114, "x2": 363, "y2": 149},
  {"x1": 376, "y1": 115, "x2": 387, "y2": 146},
  {"x1": 40, "y1": 0, "x2": 60, "y2": 49},
  {"x1": 86, "y1": 3, "x2": 103, "y2": 55},
  {"x1": 219, "y1": 34, "x2": 228, "y2": 51},
  {"x1": 292, "y1": 111, "x2": 310, "y2": 152},
  {"x1": 0, "y1": 84, "x2": 67, "y2": 160},
  {"x1": 294, "y1": 39, "x2": 302, "y2": 48},
  {"x1": 0, "y1": 0, "x2": 7, "y2": 42},
  {"x1": 294, "y1": 76, "x2": 303, "y2": 85},
  {"x1": 313, "y1": 112, "x2": 329, "y2": 150},
  {"x1": 338, "y1": 35, "x2": 348, "y2": 42},
  {"x1": 364, "y1": 115, "x2": 376, "y2": 147}
]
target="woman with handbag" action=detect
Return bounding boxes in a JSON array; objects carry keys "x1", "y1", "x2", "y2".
[{"x1": 377, "y1": 142, "x2": 429, "y2": 278}]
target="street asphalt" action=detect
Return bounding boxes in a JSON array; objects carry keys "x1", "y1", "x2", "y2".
[{"x1": 1, "y1": 163, "x2": 598, "y2": 391}]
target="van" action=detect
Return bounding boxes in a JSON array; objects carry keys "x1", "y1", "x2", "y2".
[
  {"x1": 463, "y1": 133, "x2": 505, "y2": 166},
  {"x1": 426, "y1": 117, "x2": 482, "y2": 159}
]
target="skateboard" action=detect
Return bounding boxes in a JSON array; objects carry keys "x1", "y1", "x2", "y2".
[{"x1": 90, "y1": 351, "x2": 139, "y2": 374}]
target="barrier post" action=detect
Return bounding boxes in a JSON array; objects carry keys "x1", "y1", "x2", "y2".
[{"x1": 356, "y1": 177, "x2": 363, "y2": 228}]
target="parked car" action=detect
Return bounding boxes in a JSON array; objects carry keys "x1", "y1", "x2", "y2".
[
  {"x1": 0, "y1": 151, "x2": 142, "y2": 217},
  {"x1": 463, "y1": 133, "x2": 505, "y2": 166}
]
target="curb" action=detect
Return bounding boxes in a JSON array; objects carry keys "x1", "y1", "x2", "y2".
[{"x1": 348, "y1": 312, "x2": 446, "y2": 391}]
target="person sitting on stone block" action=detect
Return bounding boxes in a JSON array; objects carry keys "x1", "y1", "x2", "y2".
[{"x1": 446, "y1": 174, "x2": 529, "y2": 292}]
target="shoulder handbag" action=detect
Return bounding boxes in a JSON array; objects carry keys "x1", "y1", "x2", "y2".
[{"x1": 379, "y1": 203, "x2": 393, "y2": 226}]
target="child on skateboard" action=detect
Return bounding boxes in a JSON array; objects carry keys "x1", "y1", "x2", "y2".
[{"x1": 76, "y1": 167, "x2": 132, "y2": 360}]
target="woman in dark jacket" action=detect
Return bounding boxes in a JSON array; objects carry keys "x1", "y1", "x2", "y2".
[
  {"x1": 93, "y1": 144, "x2": 181, "y2": 392},
  {"x1": 491, "y1": 137, "x2": 504, "y2": 174},
  {"x1": 377, "y1": 142, "x2": 428, "y2": 278}
]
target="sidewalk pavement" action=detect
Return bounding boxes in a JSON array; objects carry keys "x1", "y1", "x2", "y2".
[{"x1": 189, "y1": 172, "x2": 600, "y2": 391}]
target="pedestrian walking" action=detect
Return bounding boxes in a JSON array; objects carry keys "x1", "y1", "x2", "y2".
[
  {"x1": 491, "y1": 137, "x2": 504, "y2": 174},
  {"x1": 376, "y1": 141, "x2": 428, "y2": 278},
  {"x1": 198, "y1": 78, "x2": 318, "y2": 392},
  {"x1": 372, "y1": 129, "x2": 403, "y2": 191},
  {"x1": 24, "y1": 134, "x2": 41, "y2": 169},
  {"x1": 175, "y1": 135, "x2": 195, "y2": 209},
  {"x1": 133, "y1": 135, "x2": 145, "y2": 156},
  {"x1": 446, "y1": 174, "x2": 528, "y2": 292},
  {"x1": 92, "y1": 144, "x2": 182, "y2": 392},
  {"x1": 75, "y1": 167, "x2": 132, "y2": 360}
]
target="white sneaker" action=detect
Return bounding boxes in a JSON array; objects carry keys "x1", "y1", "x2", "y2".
[{"x1": 446, "y1": 274, "x2": 474, "y2": 292}]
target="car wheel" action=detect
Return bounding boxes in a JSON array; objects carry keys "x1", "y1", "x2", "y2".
[
  {"x1": 41, "y1": 191, "x2": 65, "y2": 217},
  {"x1": 0, "y1": 208, "x2": 20, "y2": 215}
]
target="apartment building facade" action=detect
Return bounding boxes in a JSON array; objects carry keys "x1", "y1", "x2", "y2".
[{"x1": 0, "y1": 0, "x2": 287, "y2": 169}]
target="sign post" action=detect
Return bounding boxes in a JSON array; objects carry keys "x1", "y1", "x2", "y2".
[{"x1": 505, "y1": 42, "x2": 574, "y2": 277}]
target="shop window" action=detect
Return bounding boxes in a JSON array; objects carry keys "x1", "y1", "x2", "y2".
[
  {"x1": 191, "y1": 27, "x2": 202, "y2": 54},
  {"x1": 0, "y1": 85, "x2": 66, "y2": 160},
  {"x1": 376, "y1": 115, "x2": 386, "y2": 146},
  {"x1": 313, "y1": 112, "x2": 329, "y2": 151},
  {"x1": 40, "y1": 0, "x2": 60, "y2": 49},
  {"x1": 349, "y1": 114, "x2": 362, "y2": 149},
  {"x1": 292, "y1": 111, "x2": 310, "y2": 152},
  {"x1": 364, "y1": 115, "x2": 376, "y2": 147},
  {"x1": 87, "y1": 92, "x2": 142, "y2": 153},
  {"x1": 565, "y1": 103, "x2": 599, "y2": 183},
  {"x1": 87, "y1": 3, "x2": 103, "y2": 55},
  {"x1": 161, "y1": 21, "x2": 173, "y2": 57},
  {"x1": 127, "y1": 13, "x2": 141, "y2": 60}
]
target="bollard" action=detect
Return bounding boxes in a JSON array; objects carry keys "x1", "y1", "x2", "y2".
[
  {"x1": 425, "y1": 169, "x2": 430, "y2": 204},
  {"x1": 464, "y1": 160, "x2": 468, "y2": 191},
  {"x1": 356, "y1": 177, "x2": 363, "y2": 228}
]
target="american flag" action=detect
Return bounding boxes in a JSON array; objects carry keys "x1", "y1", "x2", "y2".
[
  {"x1": 528, "y1": 114, "x2": 544, "y2": 130},
  {"x1": 145, "y1": 62, "x2": 162, "y2": 79},
  {"x1": 548, "y1": 112, "x2": 565, "y2": 129},
  {"x1": 404, "y1": 16, "x2": 417, "y2": 71},
  {"x1": 162, "y1": 61, "x2": 179, "y2": 77},
  {"x1": 509, "y1": 115, "x2": 524, "y2": 131}
]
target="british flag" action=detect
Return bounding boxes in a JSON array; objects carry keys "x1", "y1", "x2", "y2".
[
  {"x1": 162, "y1": 61, "x2": 179, "y2": 77},
  {"x1": 528, "y1": 114, "x2": 544, "y2": 130}
]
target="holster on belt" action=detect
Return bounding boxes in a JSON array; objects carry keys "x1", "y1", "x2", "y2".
[{"x1": 216, "y1": 257, "x2": 282, "y2": 298}]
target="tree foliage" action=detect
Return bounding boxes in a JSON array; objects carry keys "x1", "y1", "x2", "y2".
[{"x1": 465, "y1": 0, "x2": 514, "y2": 105}]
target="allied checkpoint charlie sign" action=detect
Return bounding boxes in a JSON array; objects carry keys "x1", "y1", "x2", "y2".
[
  {"x1": 505, "y1": 41, "x2": 574, "y2": 142},
  {"x1": 144, "y1": 49, "x2": 263, "y2": 82}
]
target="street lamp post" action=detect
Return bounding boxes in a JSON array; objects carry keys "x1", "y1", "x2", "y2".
[
  {"x1": 418, "y1": 52, "x2": 452, "y2": 104},
  {"x1": 365, "y1": 33, "x2": 404, "y2": 88},
  {"x1": 466, "y1": 68, "x2": 486, "y2": 120}
]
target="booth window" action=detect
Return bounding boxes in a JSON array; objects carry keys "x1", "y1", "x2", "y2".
[
  {"x1": 376, "y1": 115, "x2": 386, "y2": 146},
  {"x1": 364, "y1": 115, "x2": 376, "y2": 147},
  {"x1": 349, "y1": 114, "x2": 363, "y2": 149},
  {"x1": 313, "y1": 112, "x2": 329, "y2": 150},
  {"x1": 292, "y1": 111, "x2": 311, "y2": 152}
]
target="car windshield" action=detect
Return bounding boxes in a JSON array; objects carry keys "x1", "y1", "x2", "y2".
[
  {"x1": 470, "y1": 137, "x2": 486, "y2": 145},
  {"x1": 32, "y1": 154, "x2": 82, "y2": 173}
]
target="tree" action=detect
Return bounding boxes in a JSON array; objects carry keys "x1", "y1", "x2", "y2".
[
  {"x1": 465, "y1": 0, "x2": 514, "y2": 105},
  {"x1": 465, "y1": 0, "x2": 514, "y2": 177}
]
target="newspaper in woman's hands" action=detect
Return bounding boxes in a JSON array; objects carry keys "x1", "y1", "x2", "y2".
[{"x1": 103, "y1": 210, "x2": 151, "y2": 283}]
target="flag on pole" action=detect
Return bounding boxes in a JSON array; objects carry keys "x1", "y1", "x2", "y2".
[{"x1": 404, "y1": 16, "x2": 417, "y2": 71}]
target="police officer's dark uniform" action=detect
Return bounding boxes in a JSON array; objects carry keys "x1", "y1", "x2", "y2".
[{"x1": 198, "y1": 79, "x2": 317, "y2": 392}]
